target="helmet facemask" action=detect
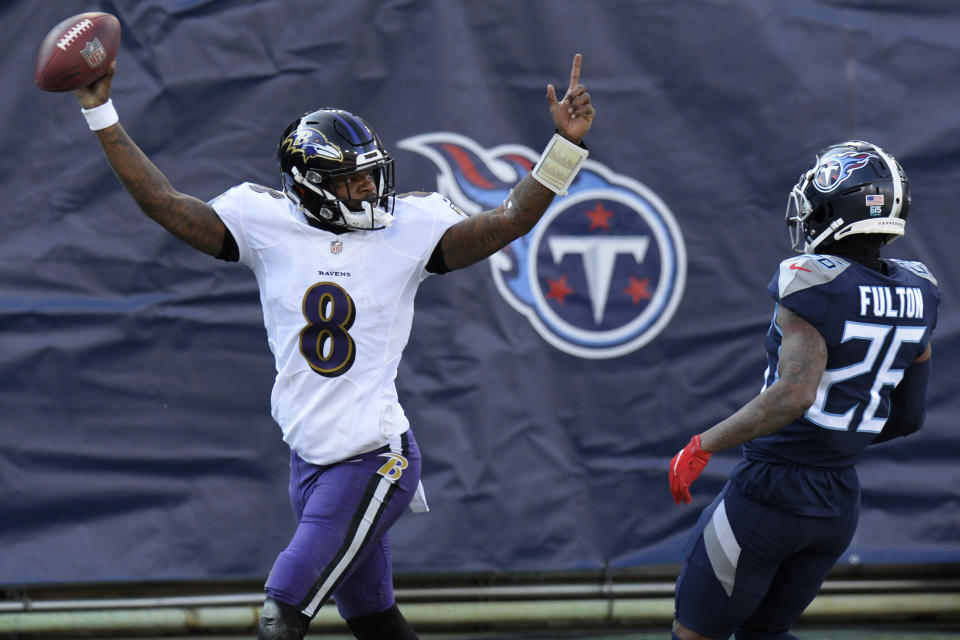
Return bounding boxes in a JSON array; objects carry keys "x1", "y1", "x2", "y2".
[
  {"x1": 290, "y1": 154, "x2": 395, "y2": 231},
  {"x1": 785, "y1": 169, "x2": 816, "y2": 252},
  {"x1": 785, "y1": 170, "x2": 847, "y2": 253}
]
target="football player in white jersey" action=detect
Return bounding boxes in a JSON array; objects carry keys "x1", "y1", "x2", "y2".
[{"x1": 71, "y1": 54, "x2": 593, "y2": 640}]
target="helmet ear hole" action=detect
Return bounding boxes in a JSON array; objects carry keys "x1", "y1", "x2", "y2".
[{"x1": 811, "y1": 204, "x2": 828, "y2": 225}]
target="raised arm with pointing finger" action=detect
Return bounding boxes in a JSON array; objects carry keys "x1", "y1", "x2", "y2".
[
  {"x1": 73, "y1": 55, "x2": 593, "y2": 267},
  {"x1": 438, "y1": 53, "x2": 594, "y2": 269},
  {"x1": 71, "y1": 54, "x2": 594, "y2": 640}
]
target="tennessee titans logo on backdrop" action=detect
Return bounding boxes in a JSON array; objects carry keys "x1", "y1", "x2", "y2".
[
  {"x1": 813, "y1": 151, "x2": 875, "y2": 193},
  {"x1": 398, "y1": 133, "x2": 686, "y2": 359}
]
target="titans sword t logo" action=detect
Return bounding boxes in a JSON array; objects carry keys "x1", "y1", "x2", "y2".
[{"x1": 398, "y1": 133, "x2": 686, "y2": 359}]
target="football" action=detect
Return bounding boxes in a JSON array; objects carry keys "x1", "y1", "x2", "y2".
[{"x1": 35, "y1": 12, "x2": 121, "y2": 92}]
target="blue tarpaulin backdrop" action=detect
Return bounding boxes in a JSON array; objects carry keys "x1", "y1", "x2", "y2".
[{"x1": 2, "y1": 0, "x2": 958, "y2": 585}]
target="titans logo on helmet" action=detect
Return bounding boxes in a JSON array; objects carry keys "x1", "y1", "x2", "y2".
[
  {"x1": 397, "y1": 133, "x2": 686, "y2": 359},
  {"x1": 813, "y1": 151, "x2": 876, "y2": 193},
  {"x1": 280, "y1": 126, "x2": 344, "y2": 163}
]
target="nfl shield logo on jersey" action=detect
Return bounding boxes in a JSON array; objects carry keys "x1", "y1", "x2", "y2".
[{"x1": 330, "y1": 240, "x2": 343, "y2": 254}]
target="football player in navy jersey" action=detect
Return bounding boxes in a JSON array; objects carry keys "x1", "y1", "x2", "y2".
[
  {"x1": 668, "y1": 141, "x2": 939, "y2": 640},
  {"x1": 69, "y1": 55, "x2": 593, "y2": 640}
]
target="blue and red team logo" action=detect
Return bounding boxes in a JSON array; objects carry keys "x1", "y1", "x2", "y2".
[
  {"x1": 813, "y1": 150, "x2": 875, "y2": 193},
  {"x1": 397, "y1": 133, "x2": 686, "y2": 359}
]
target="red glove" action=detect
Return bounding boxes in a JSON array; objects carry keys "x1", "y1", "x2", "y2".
[{"x1": 669, "y1": 434, "x2": 712, "y2": 505}]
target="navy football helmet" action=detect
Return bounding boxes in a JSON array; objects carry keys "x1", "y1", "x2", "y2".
[
  {"x1": 785, "y1": 140, "x2": 910, "y2": 253},
  {"x1": 278, "y1": 108, "x2": 395, "y2": 231}
]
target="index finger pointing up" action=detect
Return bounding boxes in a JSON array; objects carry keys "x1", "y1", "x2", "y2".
[{"x1": 568, "y1": 53, "x2": 583, "y2": 91}]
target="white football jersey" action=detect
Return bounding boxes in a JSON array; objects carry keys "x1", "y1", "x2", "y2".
[{"x1": 211, "y1": 184, "x2": 465, "y2": 465}]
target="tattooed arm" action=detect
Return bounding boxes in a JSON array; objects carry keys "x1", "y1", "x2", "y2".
[
  {"x1": 439, "y1": 53, "x2": 595, "y2": 271},
  {"x1": 698, "y1": 305, "x2": 827, "y2": 453},
  {"x1": 74, "y1": 62, "x2": 226, "y2": 257},
  {"x1": 438, "y1": 175, "x2": 556, "y2": 271}
]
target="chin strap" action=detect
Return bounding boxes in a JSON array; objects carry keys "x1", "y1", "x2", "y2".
[
  {"x1": 348, "y1": 200, "x2": 393, "y2": 229},
  {"x1": 804, "y1": 218, "x2": 845, "y2": 253}
]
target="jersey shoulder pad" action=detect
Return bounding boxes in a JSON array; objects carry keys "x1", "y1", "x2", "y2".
[
  {"x1": 774, "y1": 254, "x2": 852, "y2": 299},
  {"x1": 210, "y1": 182, "x2": 297, "y2": 254},
  {"x1": 245, "y1": 183, "x2": 285, "y2": 199},
  {"x1": 397, "y1": 190, "x2": 437, "y2": 200},
  {"x1": 886, "y1": 258, "x2": 939, "y2": 287},
  {"x1": 210, "y1": 182, "x2": 285, "y2": 208},
  {"x1": 395, "y1": 190, "x2": 469, "y2": 222}
]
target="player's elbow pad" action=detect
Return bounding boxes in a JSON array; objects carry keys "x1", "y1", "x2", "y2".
[{"x1": 873, "y1": 357, "x2": 931, "y2": 445}]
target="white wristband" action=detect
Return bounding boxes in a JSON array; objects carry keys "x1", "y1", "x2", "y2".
[
  {"x1": 531, "y1": 133, "x2": 588, "y2": 195},
  {"x1": 81, "y1": 99, "x2": 119, "y2": 131}
]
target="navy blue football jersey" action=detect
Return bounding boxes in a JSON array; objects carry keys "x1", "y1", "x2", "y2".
[{"x1": 731, "y1": 254, "x2": 940, "y2": 516}]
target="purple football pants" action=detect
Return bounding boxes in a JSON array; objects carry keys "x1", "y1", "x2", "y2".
[{"x1": 265, "y1": 429, "x2": 421, "y2": 620}]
